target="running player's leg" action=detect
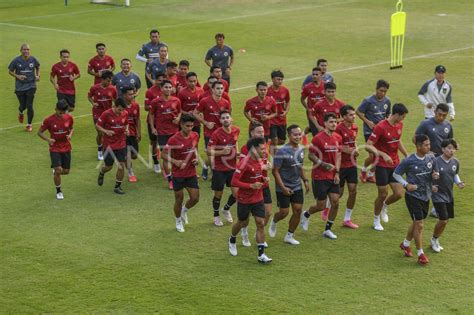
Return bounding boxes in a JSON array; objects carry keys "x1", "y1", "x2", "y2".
[{"x1": 173, "y1": 188, "x2": 185, "y2": 232}]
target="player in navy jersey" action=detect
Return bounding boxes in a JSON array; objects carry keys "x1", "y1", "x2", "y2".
[
  {"x1": 112, "y1": 59, "x2": 141, "y2": 97},
  {"x1": 205, "y1": 33, "x2": 234, "y2": 85},
  {"x1": 136, "y1": 29, "x2": 168, "y2": 88},
  {"x1": 394, "y1": 135, "x2": 437, "y2": 266}
]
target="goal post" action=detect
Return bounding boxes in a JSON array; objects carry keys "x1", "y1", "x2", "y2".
[{"x1": 90, "y1": 0, "x2": 130, "y2": 7}]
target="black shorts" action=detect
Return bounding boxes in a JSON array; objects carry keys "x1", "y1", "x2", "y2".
[
  {"x1": 173, "y1": 176, "x2": 199, "y2": 191},
  {"x1": 237, "y1": 201, "x2": 265, "y2": 221},
  {"x1": 211, "y1": 169, "x2": 234, "y2": 191},
  {"x1": 405, "y1": 194, "x2": 429, "y2": 221},
  {"x1": 157, "y1": 134, "x2": 172, "y2": 151},
  {"x1": 375, "y1": 166, "x2": 398, "y2": 186},
  {"x1": 340, "y1": 167, "x2": 358, "y2": 187},
  {"x1": 270, "y1": 124, "x2": 287, "y2": 141},
  {"x1": 204, "y1": 136, "x2": 211, "y2": 149},
  {"x1": 192, "y1": 125, "x2": 201, "y2": 137},
  {"x1": 308, "y1": 119, "x2": 318, "y2": 137},
  {"x1": 276, "y1": 189, "x2": 304, "y2": 208},
  {"x1": 147, "y1": 122, "x2": 157, "y2": 142},
  {"x1": 263, "y1": 187, "x2": 272, "y2": 204},
  {"x1": 312, "y1": 179, "x2": 340, "y2": 201},
  {"x1": 433, "y1": 202, "x2": 454, "y2": 220},
  {"x1": 364, "y1": 133, "x2": 371, "y2": 142},
  {"x1": 50, "y1": 151, "x2": 71, "y2": 169},
  {"x1": 57, "y1": 93, "x2": 76, "y2": 108},
  {"x1": 103, "y1": 147, "x2": 126, "y2": 166},
  {"x1": 126, "y1": 136, "x2": 139, "y2": 154}
]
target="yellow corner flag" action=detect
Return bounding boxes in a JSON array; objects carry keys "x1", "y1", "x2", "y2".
[{"x1": 390, "y1": 0, "x2": 406, "y2": 69}]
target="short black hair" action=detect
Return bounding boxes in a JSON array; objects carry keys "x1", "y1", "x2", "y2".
[
  {"x1": 160, "y1": 80, "x2": 173, "y2": 88},
  {"x1": 121, "y1": 58, "x2": 131, "y2": 64},
  {"x1": 121, "y1": 86, "x2": 135, "y2": 95},
  {"x1": 441, "y1": 138, "x2": 458, "y2": 149},
  {"x1": 220, "y1": 110, "x2": 231, "y2": 117},
  {"x1": 115, "y1": 97, "x2": 128, "y2": 108},
  {"x1": 415, "y1": 134, "x2": 429, "y2": 146},
  {"x1": 249, "y1": 121, "x2": 263, "y2": 132},
  {"x1": 392, "y1": 103, "x2": 409, "y2": 115},
  {"x1": 312, "y1": 66, "x2": 322, "y2": 73},
  {"x1": 211, "y1": 81, "x2": 224, "y2": 89},
  {"x1": 186, "y1": 71, "x2": 197, "y2": 79},
  {"x1": 155, "y1": 71, "x2": 166, "y2": 79},
  {"x1": 215, "y1": 33, "x2": 225, "y2": 39},
  {"x1": 150, "y1": 29, "x2": 160, "y2": 35},
  {"x1": 271, "y1": 70, "x2": 284, "y2": 79},
  {"x1": 180, "y1": 113, "x2": 195, "y2": 124},
  {"x1": 436, "y1": 103, "x2": 450, "y2": 113},
  {"x1": 56, "y1": 99, "x2": 69, "y2": 111},
  {"x1": 95, "y1": 43, "x2": 106, "y2": 49},
  {"x1": 256, "y1": 81, "x2": 268, "y2": 89},
  {"x1": 166, "y1": 61, "x2": 178, "y2": 68},
  {"x1": 286, "y1": 124, "x2": 300, "y2": 135},
  {"x1": 324, "y1": 113, "x2": 337, "y2": 122},
  {"x1": 316, "y1": 58, "x2": 328, "y2": 66},
  {"x1": 325, "y1": 82, "x2": 336, "y2": 90},
  {"x1": 247, "y1": 137, "x2": 266, "y2": 150},
  {"x1": 59, "y1": 49, "x2": 70, "y2": 56},
  {"x1": 210, "y1": 65, "x2": 222, "y2": 73},
  {"x1": 340, "y1": 105, "x2": 355, "y2": 116},
  {"x1": 179, "y1": 60, "x2": 190, "y2": 67},
  {"x1": 207, "y1": 75, "x2": 217, "y2": 81},
  {"x1": 101, "y1": 70, "x2": 113, "y2": 80},
  {"x1": 376, "y1": 79, "x2": 390, "y2": 90}
]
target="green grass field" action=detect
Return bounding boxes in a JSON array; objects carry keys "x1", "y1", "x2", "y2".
[{"x1": 1, "y1": 0, "x2": 473, "y2": 313}]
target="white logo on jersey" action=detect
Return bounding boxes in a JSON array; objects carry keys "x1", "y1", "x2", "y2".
[
  {"x1": 224, "y1": 52, "x2": 229, "y2": 56},
  {"x1": 384, "y1": 104, "x2": 388, "y2": 110},
  {"x1": 130, "y1": 79, "x2": 135, "y2": 84},
  {"x1": 427, "y1": 162, "x2": 432, "y2": 169},
  {"x1": 29, "y1": 63, "x2": 34, "y2": 68},
  {"x1": 452, "y1": 165, "x2": 457, "y2": 171},
  {"x1": 444, "y1": 128, "x2": 449, "y2": 134}
]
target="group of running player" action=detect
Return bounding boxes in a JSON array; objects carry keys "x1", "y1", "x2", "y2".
[{"x1": 9, "y1": 30, "x2": 463, "y2": 265}]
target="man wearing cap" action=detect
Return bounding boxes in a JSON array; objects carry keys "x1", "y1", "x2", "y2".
[{"x1": 418, "y1": 65, "x2": 454, "y2": 121}]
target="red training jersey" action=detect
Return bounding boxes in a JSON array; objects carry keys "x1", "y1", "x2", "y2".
[
  {"x1": 240, "y1": 142, "x2": 270, "y2": 189},
  {"x1": 88, "y1": 55, "x2": 115, "y2": 85},
  {"x1": 267, "y1": 85, "x2": 290, "y2": 126},
  {"x1": 311, "y1": 97, "x2": 345, "y2": 127},
  {"x1": 149, "y1": 96, "x2": 181, "y2": 135},
  {"x1": 50, "y1": 61, "x2": 80, "y2": 95},
  {"x1": 125, "y1": 101, "x2": 140, "y2": 137},
  {"x1": 244, "y1": 96, "x2": 277, "y2": 136},
  {"x1": 176, "y1": 75, "x2": 201, "y2": 93},
  {"x1": 164, "y1": 131, "x2": 199, "y2": 178},
  {"x1": 196, "y1": 96, "x2": 231, "y2": 137},
  {"x1": 88, "y1": 83, "x2": 117, "y2": 121},
  {"x1": 301, "y1": 82, "x2": 325, "y2": 109},
  {"x1": 368, "y1": 119, "x2": 403, "y2": 169},
  {"x1": 208, "y1": 126, "x2": 240, "y2": 171},
  {"x1": 203, "y1": 79, "x2": 229, "y2": 93},
  {"x1": 335, "y1": 122, "x2": 358, "y2": 169},
  {"x1": 178, "y1": 87, "x2": 204, "y2": 127},
  {"x1": 309, "y1": 131, "x2": 342, "y2": 181},
  {"x1": 232, "y1": 155, "x2": 265, "y2": 204},
  {"x1": 40, "y1": 113, "x2": 74, "y2": 153},
  {"x1": 97, "y1": 108, "x2": 128, "y2": 150}
]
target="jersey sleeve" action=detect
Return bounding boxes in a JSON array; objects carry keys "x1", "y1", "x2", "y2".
[
  {"x1": 96, "y1": 112, "x2": 107, "y2": 127},
  {"x1": 205, "y1": 48, "x2": 213, "y2": 60},
  {"x1": 138, "y1": 44, "x2": 146, "y2": 57},
  {"x1": 418, "y1": 80, "x2": 430, "y2": 95},
  {"x1": 394, "y1": 157, "x2": 409, "y2": 176},
  {"x1": 135, "y1": 75, "x2": 141, "y2": 90},
  {"x1": 231, "y1": 161, "x2": 252, "y2": 189},
  {"x1": 73, "y1": 63, "x2": 80, "y2": 75},
  {"x1": 8, "y1": 58, "x2": 16, "y2": 72},
  {"x1": 112, "y1": 74, "x2": 118, "y2": 86},
  {"x1": 88, "y1": 85, "x2": 95, "y2": 98},
  {"x1": 446, "y1": 84, "x2": 453, "y2": 103},
  {"x1": 39, "y1": 117, "x2": 50, "y2": 132},
  {"x1": 357, "y1": 98, "x2": 369, "y2": 113},
  {"x1": 368, "y1": 124, "x2": 382, "y2": 144},
  {"x1": 244, "y1": 100, "x2": 252, "y2": 112},
  {"x1": 50, "y1": 65, "x2": 57, "y2": 77},
  {"x1": 285, "y1": 88, "x2": 291, "y2": 103},
  {"x1": 301, "y1": 85, "x2": 309, "y2": 98},
  {"x1": 415, "y1": 121, "x2": 426, "y2": 136}
]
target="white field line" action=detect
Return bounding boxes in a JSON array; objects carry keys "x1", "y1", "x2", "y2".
[
  {"x1": 101, "y1": 1, "x2": 357, "y2": 36},
  {"x1": 1, "y1": 45, "x2": 472, "y2": 132},
  {"x1": 0, "y1": 7, "x2": 121, "y2": 22},
  {"x1": 0, "y1": 22, "x2": 97, "y2": 36}
]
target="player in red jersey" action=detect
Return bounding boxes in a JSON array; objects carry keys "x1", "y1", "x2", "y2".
[
  {"x1": 88, "y1": 70, "x2": 117, "y2": 161},
  {"x1": 207, "y1": 111, "x2": 240, "y2": 226},
  {"x1": 121, "y1": 87, "x2": 141, "y2": 183},
  {"x1": 300, "y1": 66, "x2": 325, "y2": 136},
  {"x1": 149, "y1": 80, "x2": 182, "y2": 190},
  {"x1": 335, "y1": 105, "x2": 359, "y2": 229},
  {"x1": 176, "y1": 60, "x2": 201, "y2": 93},
  {"x1": 268, "y1": 70, "x2": 291, "y2": 147},
  {"x1": 87, "y1": 43, "x2": 115, "y2": 85},
  {"x1": 38, "y1": 100, "x2": 74, "y2": 200},
  {"x1": 165, "y1": 61, "x2": 178, "y2": 93},
  {"x1": 194, "y1": 81, "x2": 231, "y2": 180},
  {"x1": 300, "y1": 113, "x2": 342, "y2": 240},
  {"x1": 162, "y1": 114, "x2": 200, "y2": 233},
  {"x1": 144, "y1": 72, "x2": 165, "y2": 173},
  {"x1": 238, "y1": 122, "x2": 272, "y2": 248},
  {"x1": 178, "y1": 72, "x2": 204, "y2": 136},
  {"x1": 200, "y1": 76, "x2": 231, "y2": 103},
  {"x1": 244, "y1": 81, "x2": 277, "y2": 141},
  {"x1": 96, "y1": 98, "x2": 129, "y2": 195},
  {"x1": 49, "y1": 49, "x2": 80, "y2": 112},
  {"x1": 203, "y1": 66, "x2": 229, "y2": 93},
  {"x1": 366, "y1": 103, "x2": 409, "y2": 231},
  {"x1": 228, "y1": 137, "x2": 272, "y2": 264},
  {"x1": 310, "y1": 82, "x2": 345, "y2": 133}
]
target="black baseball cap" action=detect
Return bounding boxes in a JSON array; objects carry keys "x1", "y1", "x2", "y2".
[{"x1": 435, "y1": 65, "x2": 446, "y2": 73}]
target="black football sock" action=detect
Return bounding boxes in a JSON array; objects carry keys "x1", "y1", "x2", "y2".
[
  {"x1": 115, "y1": 181, "x2": 122, "y2": 189},
  {"x1": 325, "y1": 220, "x2": 334, "y2": 231},
  {"x1": 213, "y1": 197, "x2": 221, "y2": 217},
  {"x1": 257, "y1": 244, "x2": 265, "y2": 256},
  {"x1": 56, "y1": 185, "x2": 61, "y2": 193},
  {"x1": 152, "y1": 154, "x2": 159, "y2": 165},
  {"x1": 98, "y1": 144, "x2": 103, "y2": 152},
  {"x1": 166, "y1": 174, "x2": 172, "y2": 182},
  {"x1": 223, "y1": 195, "x2": 236, "y2": 211},
  {"x1": 229, "y1": 235, "x2": 236, "y2": 244},
  {"x1": 304, "y1": 211, "x2": 311, "y2": 218}
]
